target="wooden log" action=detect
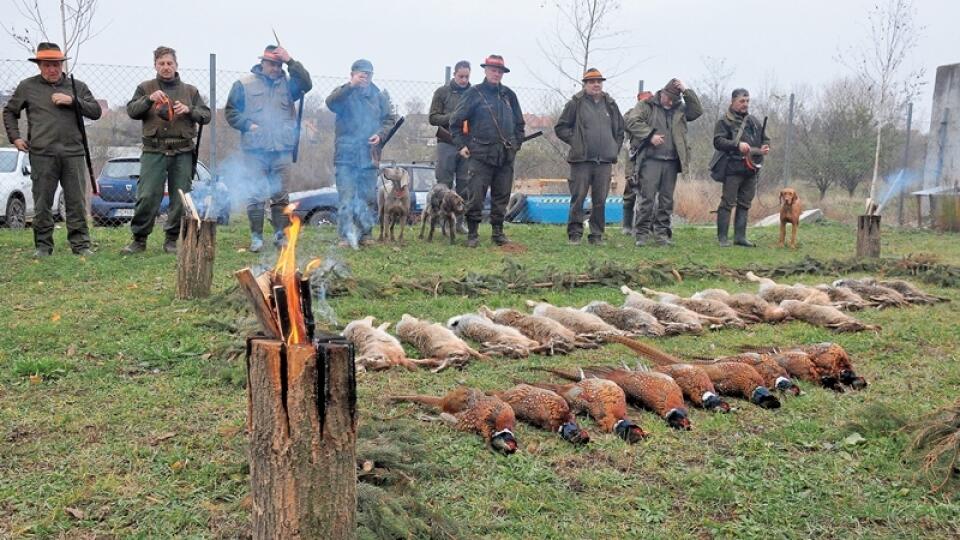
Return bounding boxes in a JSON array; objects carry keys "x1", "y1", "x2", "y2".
[
  {"x1": 235, "y1": 268, "x2": 281, "y2": 339},
  {"x1": 247, "y1": 338, "x2": 357, "y2": 540},
  {"x1": 856, "y1": 214, "x2": 881, "y2": 259},
  {"x1": 176, "y1": 216, "x2": 216, "y2": 299}
]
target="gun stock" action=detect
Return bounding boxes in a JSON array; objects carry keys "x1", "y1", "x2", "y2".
[
  {"x1": 435, "y1": 126, "x2": 453, "y2": 145},
  {"x1": 522, "y1": 130, "x2": 543, "y2": 143},
  {"x1": 69, "y1": 74, "x2": 97, "y2": 195}
]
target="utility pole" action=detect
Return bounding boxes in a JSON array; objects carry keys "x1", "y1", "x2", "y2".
[
  {"x1": 897, "y1": 102, "x2": 912, "y2": 226},
  {"x1": 783, "y1": 93, "x2": 794, "y2": 187}
]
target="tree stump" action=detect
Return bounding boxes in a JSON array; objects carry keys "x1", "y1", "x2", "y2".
[
  {"x1": 247, "y1": 338, "x2": 357, "y2": 540},
  {"x1": 856, "y1": 214, "x2": 881, "y2": 258},
  {"x1": 176, "y1": 216, "x2": 216, "y2": 299}
]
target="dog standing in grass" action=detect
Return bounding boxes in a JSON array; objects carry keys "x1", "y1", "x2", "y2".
[
  {"x1": 420, "y1": 183, "x2": 465, "y2": 244},
  {"x1": 778, "y1": 187, "x2": 801, "y2": 249},
  {"x1": 378, "y1": 167, "x2": 410, "y2": 242}
]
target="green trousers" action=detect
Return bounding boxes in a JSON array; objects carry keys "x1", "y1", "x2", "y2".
[
  {"x1": 130, "y1": 152, "x2": 192, "y2": 241},
  {"x1": 29, "y1": 154, "x2": 90, "y2": 253}
]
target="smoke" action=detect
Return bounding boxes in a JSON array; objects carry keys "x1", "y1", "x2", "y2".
[{"x1": 876, "y1": 169, "x2": 923, "y2": 214}]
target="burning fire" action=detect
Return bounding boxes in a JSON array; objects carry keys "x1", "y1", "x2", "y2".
[{"x1": 271, "y1": 204, "x2": 321, "y2": 345}]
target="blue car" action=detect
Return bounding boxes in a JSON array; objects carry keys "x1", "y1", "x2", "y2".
[
  {"x1": 90, "y1": 156, "x2": 230, "y2": 226},
  {"x1": 290, "y1": 161, "x2": 489, "y2": 226}
]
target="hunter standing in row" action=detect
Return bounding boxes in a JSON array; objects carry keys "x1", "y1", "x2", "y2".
[
  {"x1": 624, "y1": 78, "x2": 702, "y2": 246},
  {"x1": 710, "y1": 88, "x2": 770, "y2": 247},
  {"x1": 621, "y1": 89, "x2": 653, "y2": 236},
  {"x1": 429, "y1": 60, "x2": 472, "y2": 234},
  {"x1": 554, "y1": 68, "x2": 624, "y2": 246},
  {"x1": 3, "y1": 42, "x2": 102, "y2": 257},
  {"x1": 226, "y1": 45, "x2": 312, "y2": 253},
  {"x1": 450, "y1": 54, "x2": 524, "y2": 248},
  {"x1": 122, "y1": 46, "x2": 211, "y2": 254},
  {"x1": 325, "y1": 58, "x2": 396, "y2": 249}
]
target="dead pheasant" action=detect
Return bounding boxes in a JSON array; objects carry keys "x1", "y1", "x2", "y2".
[
  {"x1": 832, "y1": 278, "x2": 909, "y2": 308},
  {"x1": 743, "y1": 342, "x2": 866, "y2": 390},
  {"x1": 522, "y1": 377, "x2": 648, "y2": 443},
  {"x1": 693, "y1": 288, "x2": 788, "y2": 324},
  {"x1": 389, "y1": 387, "x2": 518, "y2": 454},
  {"x1": 640, "y1": 287, "x2": 747, "y2": 329},
  {"x1": 694, "y1": 353, "x2": 799, "y2": 395},
  {"x1": 343, "y1": 316, "x2": 417, "y2": 372},
  {"x1": 621, "y1": 285, "x2": 706, "y2": 334},
  {"x1": 479, "y1": 305, "x2": 599, "y2": 354},
  {"x1": 779, "y1": 299, "x2": 880, "y2": 333},
  {"x1": 581, "y1": 301, "x2": 667, "y2": 337},
  {"x1": 870, "y1": 278, "x2": 948, "y2": 304},
  {"x1": 746, "y1": 271, "x2": 832, "y2": 305},
  {"x1": 525, "y1": 300, "x2": 625, "y2": 338},
  {"x1": 447, "y1": 313, "x2": 545, "y2": 358},
  {"x1": 813, "y1": 284, "x2": 872, "y2": 311},
  {"x1": 769, "y1": 350, "x2": 843, "y2": 392},
  {"x1": 490, "y1": 384, "x2": 590, "y2": 445},
  {"x1": 544, "y1": 366, "x2": 692, "y2": 430}
]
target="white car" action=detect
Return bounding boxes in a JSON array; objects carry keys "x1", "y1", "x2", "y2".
[{"x1": 0, "y1": 148, "x2": 64, "y2": 228}]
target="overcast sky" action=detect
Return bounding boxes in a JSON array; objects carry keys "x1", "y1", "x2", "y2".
[{"x1": 2, "y1": 0, "x2": 957, "y2": 128}]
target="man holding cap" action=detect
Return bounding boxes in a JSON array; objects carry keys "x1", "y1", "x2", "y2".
[
  {"x1": 226, "y1": 44, "x2": 312, "y2": 253},
  {"x1": 450, "y1": 54, "x2": 524, "y2": 248},
  {"x1": 3, "y1": 42, "x2": 102, "y2": 257},
  {"x1": 325, "y1": 58, "x2": 396, "y2": 249},
  {"x1": 554, "y1": 68, "x2": 624, "y2": 245},
  {"x1": 624, "y1": 78, "x2": 702, "y2": 246}
]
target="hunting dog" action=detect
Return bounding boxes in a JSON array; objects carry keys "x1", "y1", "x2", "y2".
[
  {"x1": 419, "y1": 183, "x2": 465, "y2": 244},
  {"x1": 378, "y1": 167, "x2": 411, "y2": 242},
  {"x1": 778, "y1": 188, "x2": 802, "y2": 249}
]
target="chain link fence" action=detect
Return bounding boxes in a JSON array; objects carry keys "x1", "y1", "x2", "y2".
[{"x1": 1, "y1": 57, "x2": 574, "y2": 228}]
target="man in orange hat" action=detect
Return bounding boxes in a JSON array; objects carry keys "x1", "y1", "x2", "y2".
[
  {"x1": 122, "y1": 46, "x2": 211, "y2": 255},
  {"x1": 450, "y1": 54, "x2": 525, "y2": 248},
  {"x1": 226, "y1": 44, "x2": 312, "y2": 253},
  {"x1": 554, "y1": 67, "x2": 624, "y2": 245},
  {"x1": 3, "y1": 42, "x2": 102, "y2": 257},
  {"x1": 625, "y1": 78, "x2": 702, "y2": 246}
]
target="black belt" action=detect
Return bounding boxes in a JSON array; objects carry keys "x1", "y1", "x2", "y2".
[{"x1": 142, "y1": 137, "x2": 192, "y2": 150}]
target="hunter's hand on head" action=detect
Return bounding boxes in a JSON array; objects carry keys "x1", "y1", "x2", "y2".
[
  {"x1": 674, "y1": 79, "x2": 687, "y2": 92},
  {"x1": 458, "y1": 146, "x2": 470, "y2": 158},
  {"x1": 738, "y1": 142, "x2": 751, "y2": 155},
  {"x1": 368, "y1": 134, "x2": 381, "y2": 146},
  {"x1": 149, "y1": 90, "x2": 167, "y2": 103},
  {"x1": 51, "y1": 92, "x2": 73, "y2": 106},
  {"x1": 760, "y1": 144, "x2": 770, "y2": 155},
  {"x1": 273, "y1": 46, "x2": 292, "y2": 63},
  {"x1": 172, "y1": 101, "x2": 190, "y2": 116},
  {"x1": 248, "y1": 123, "x2": 259, "y2": 131},
  {"x1": 651, "y1": 134, "x2": 665, "y2": 146},
  {"x1": 13, "y1": 139, "x2": 29, "y2": 152}
]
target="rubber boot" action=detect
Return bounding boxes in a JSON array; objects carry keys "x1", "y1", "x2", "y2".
[
  {"x1": 466, "y1": 221, "x2": 479, "y2": 248},
  {"x1": 622, "y1": 196, "x2": 635, "y2": 236},
  {"x1": 733, "y1": 208, "x2": 755, "y2": 247},
  {"x1": 491, "y1": 223, "x2": 509, "y2": 246},
  {"x1": 717, "y1": 208, "x2": 731, "y2": 247}
]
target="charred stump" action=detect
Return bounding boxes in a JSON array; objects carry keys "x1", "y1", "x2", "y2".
[
  {"x1": 176, "y1": 215, "x2": 217, "y2": 299},
  {"x1": 856, "y1": 214, "x2": 881, "y2": 259},
  {"x1": 246, "y1": 337, "x2": 357, "y2": 540}
]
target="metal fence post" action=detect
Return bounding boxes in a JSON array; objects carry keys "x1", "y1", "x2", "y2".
[
  {"x1": 444, "y1": 66, "x2": 451, "y2": 84},
  {"x1": 783, "y1": 93, "x2": 794, "y2": 187},
  {"x1": 209, "y1": 53, "x2": 217, "y2": 171},
  {"x1": 637, "y1": 80, "x2": 644, "y2": 93},
  {"x1": 898, "y1": 101, "x2": 912, "y2": 226}
]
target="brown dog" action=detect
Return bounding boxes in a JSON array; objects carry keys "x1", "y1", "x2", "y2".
[
  {"x1": 419, "y1": 183, "x2": 465, "y2": 244},
  {"x1": 778, "y1": 188, "x2": 801, "y2": 249}
]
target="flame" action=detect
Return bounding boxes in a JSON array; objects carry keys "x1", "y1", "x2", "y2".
[
  {"x1": 274, "y1": 203, "x2": 307, "y2": 345},
  {"x1": 304, "y1": 258, "x2": 322, "y2": 276}
]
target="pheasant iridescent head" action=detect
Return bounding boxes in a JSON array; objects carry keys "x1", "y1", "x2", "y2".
[{"x1": 490, "y1": 429, "x2": 518, "y2": 455}]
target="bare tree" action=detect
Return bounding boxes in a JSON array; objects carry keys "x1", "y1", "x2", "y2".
[
  {"x1": 697, "y1": 56, "x2": 735, "y2": 121},
  {"x1": 2, "y1": 0, "x2": 104, "y2": 70},
  {"x1": 840, "y1": 0, "x2": 924, "y2": 212},
  {"x1": 531, "y1": 0, "x2": 640, "y2": 99}
]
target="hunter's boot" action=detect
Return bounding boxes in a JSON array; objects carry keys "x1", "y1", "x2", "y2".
[
  {"x1": 491, "y1": 222, "x2": 509, "y2": 246},
  {"x1": 248, "y1": 207, "x2": 265, "y2": 252},
  {"x1": 466, "y1": 221, "x2": 479, "y2": 248},
  {"x1": 270, "y1": 204, "x2": 290, "y2": 248},
  {"x1": 622, "y1": 195, "x2": 635, "y2": 236},
  {"x1": 733, "y1": 208, "x2": 755, "y2": 247},
  {"x1": 716, "y1": 208, "x2": 731, "y2": 247}
]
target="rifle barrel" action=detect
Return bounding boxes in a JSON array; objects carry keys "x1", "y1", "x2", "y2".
[{"x1": 69, "y1": 74, "x2": 97, "y2": 195}]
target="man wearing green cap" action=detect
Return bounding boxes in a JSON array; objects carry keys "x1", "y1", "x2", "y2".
[
  {"x1": 624, "y1": 78, "x2": 702, "y2": 246},
  {"x1": 554, "y1": 67, "x2": 624, "y2": 245},
  {"x1": 3, "y1": 42, "x2": 101, "y2": 257},
  {"x1": 226, "y1": 44, "x2": 312, "y2": 253},
  {"x1": 325, "y1": 58, "x2": 396, "y2": 249}
]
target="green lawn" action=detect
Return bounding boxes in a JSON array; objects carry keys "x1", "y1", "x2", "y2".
[{"x1": 1, "y1": 220, "x2": 959, "y2": 539}]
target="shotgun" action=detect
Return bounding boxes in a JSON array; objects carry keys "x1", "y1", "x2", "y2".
[
  {"x1": 744, "y1": 116, "x2": 768, "y2": 172},
  {"x1": 522, "y1": 130, "x2": 544, "y2": 143},
  {"x1": 69, "y1": 74, "x2": 97, "y2": 195},
  {"x1": 292, "y1": 96, "x2": 304, "y2": 162},
  {"x1": 192, "y1": 124, "x2": 203, "y2": 179},
  {"x1": 370, "y1": 116, "x2": 405, "y2": 167}
]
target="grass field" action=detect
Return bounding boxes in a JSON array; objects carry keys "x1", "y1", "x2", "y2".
[{"x1": 2, "y1": 219, "x2": 959, "y2": 539}]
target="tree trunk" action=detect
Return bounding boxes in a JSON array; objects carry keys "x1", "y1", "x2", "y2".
[
  {"x1": 175, "y1": 216, "x2": 216, "y2": 299},
  {"x1": 247, "y1": 338, "x2": 357, "y2": 540},
  {"x1": 856, "y1": 214, "x2": 881, "y2": 258}
]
